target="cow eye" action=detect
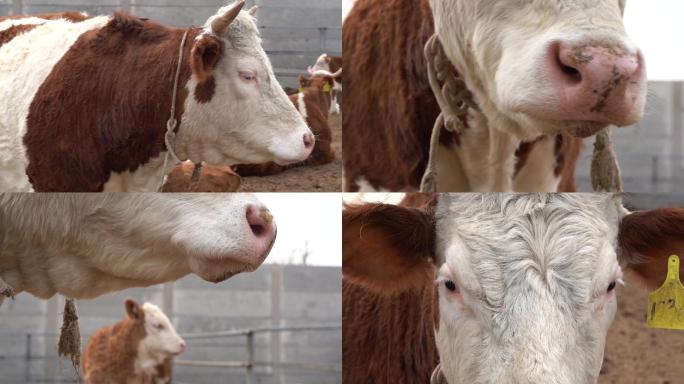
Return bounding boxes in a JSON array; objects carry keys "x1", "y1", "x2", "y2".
[
  {"x1": 444, "y1": 280, "x2": 459, "y2": 293},
  {"x1": 607, "y1": 281, "x2": 617, "y2": 293},
  {"x1": 155, "y1": 323, "x2": 164, "y2": 330},
  {"x1": 239, "y1": 71, "x2": 257, "y2": 82}
]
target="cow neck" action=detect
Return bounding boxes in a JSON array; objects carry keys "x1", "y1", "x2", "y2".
[{"x1": 157, "y1": 29, "x2": 189, "y2": 191}]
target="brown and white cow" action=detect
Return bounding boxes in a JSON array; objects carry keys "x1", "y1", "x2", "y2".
[
  {"x1": 343, "y1": 0, "x2": 644, "y2": 192},
  {"x1": 309, "y1": 53, "x2": 342, "y2": 114},
  {"x1": 0, "y1": 1, "x2": 315, "y2": 192},
  {"x1": 233, "y1": 71, "x2": 338, "y2": 177},
  {"x1": 83, "y1": 299, "x2": 185, "y2": 384},
  {"x1": 0, "y1": 193, "x2": 276, "y2": 300},
  {"x1": 343, "y1": 193, "x2": 684, "y2": 384}
]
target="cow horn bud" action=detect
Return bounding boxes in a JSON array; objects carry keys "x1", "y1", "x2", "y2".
[{"x1": 211, "y1": 0, "x2": 245, "y2": 35}]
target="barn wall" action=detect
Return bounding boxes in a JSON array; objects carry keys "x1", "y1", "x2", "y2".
[
  {"x1": 0, "y1": 264, "x2": 342, "y2": 384},
  {"x1": 576, "y1": 81, "x2": 684, "y2": 193},
  {"x1": 0, "y1": 0, "x2": 342, "y2": 88}
]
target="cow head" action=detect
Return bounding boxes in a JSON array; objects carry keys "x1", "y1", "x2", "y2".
[
  {"x1": 343, "y1": 193, "x2": 684, "y2": 384},
  {"x1": 179, "y1": 1, "x2": 315, "y2": 166},
  {"x1": 429, "y1": 0, "x2": 646, "y2": 139},
  {"x1": 125, "y1": 299, "x2": 186, "y2": 357}
]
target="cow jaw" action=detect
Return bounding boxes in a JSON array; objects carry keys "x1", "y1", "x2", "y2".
[{"x1": 430, "y1": 0, "x2": 646, "y2": 140}]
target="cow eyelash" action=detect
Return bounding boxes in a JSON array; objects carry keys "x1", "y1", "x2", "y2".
[
  {"x1": 606, "y1": 278, "x2": 625, "y2": 293},
  {"x1": 239, "y1": 71, "x2": 257, "y2": 82}
]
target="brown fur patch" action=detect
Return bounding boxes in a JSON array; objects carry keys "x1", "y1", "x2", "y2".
[
  {"x1": 195, "y1": 75, "x2": 216, "y2": 103},
  {"x1": 0, "y1": 24, "x2": 38, "y2": 48},
  {"x1": 619, "y1": 208, "x2": 684, "y2": 290},
  {"x1": 23, "y1": 12, "x2": 202, "y2": 191},
  {"x1": 342, "y1": 194, "x2": 439, "y2": 383}
]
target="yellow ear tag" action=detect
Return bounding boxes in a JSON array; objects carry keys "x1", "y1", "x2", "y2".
[
  {"x1": 323, "y1": 83, "x2": 332, "y2": 93},
  {"x1": 298, "y1": 87, "x2": 305, "y2": 93},
  {"x1": 647, "y1": 255, "x2": 684, "y2": 330}
]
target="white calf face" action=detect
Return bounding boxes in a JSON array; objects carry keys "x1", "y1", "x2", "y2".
[
  {"x1": 182, "y1": 4, "x2": 314, "y2": 166},
  {"x1": 434, "y1": 194, "x2": 623, "y2": 384},
  {"x1": 429, "y1": 0, "x2": 646, "y2": 139},
  {"x1": 140, "y1": 302, "x2": 186, "y2": 356}
]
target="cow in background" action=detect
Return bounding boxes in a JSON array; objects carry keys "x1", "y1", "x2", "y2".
[
  {"x1": 234, "y1": 71, "x2": 339, "y2": 177},
  {"x1": 343, "y1": 0, "x2": 643, "y2": 192},
  {"x1": 83, "y1": 299, "x2": 185, "y2": 384},
  {"x1": 343, "y1": 193, "x2": 684, "y2": 383},
  {"x1": 309, "y1": 53, "x2": 342, "y2": 114}
]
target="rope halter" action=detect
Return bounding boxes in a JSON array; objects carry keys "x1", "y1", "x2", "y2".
[
  {"x1": 158, "y1": 30, "x2": 190, "y2": 192},
  {"x1": 420, "y1": 33, "x2": 623, "y2": 193}
]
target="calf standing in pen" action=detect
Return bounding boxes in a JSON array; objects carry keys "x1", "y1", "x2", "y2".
[
  {"x1": 83, "y1": 299, "x2": 185, "y2": 384},
  {"x1": 234, "y1": 71, "x2": 339, "y2": 177}
]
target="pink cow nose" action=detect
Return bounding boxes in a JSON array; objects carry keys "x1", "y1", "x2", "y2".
[
  {"x1": 245, "y1": 204, "x2": 275, "y2": 240},
  {"x1": 548, "y1": 42, "x2": 645, "y2": 126},
  {"x1": 179, "y1": 341, "x2": 187, "y2": 353},
  {"x1": 303, "y1": 133, "x2": 315, "y2": 149}
]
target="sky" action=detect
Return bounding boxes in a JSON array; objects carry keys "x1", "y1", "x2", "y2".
[
  {"x1": 624, "y1": 0, "x2": 684, "y2": 81},
  {"x1": 341, "y1": 0, "x2": 684, "y2": 81},
  {"x1": 255, "y1": 193, "x2": 341, "y2": 267}
]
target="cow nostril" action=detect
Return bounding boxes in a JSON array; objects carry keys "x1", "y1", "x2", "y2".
[
  {"x1": 303, "y1": 133, "x2": 315, "y2": 149},
  {"x1": 245, "y1": 204, "x2": 272, "y2": 238},
  {"x1": 554, "y1": 45, "x2": 583, "y2": 84},
  {"x1": 558, "y1": 57, "x2": 582, "y2": 83}
]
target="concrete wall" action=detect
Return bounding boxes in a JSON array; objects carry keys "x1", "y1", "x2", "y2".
[
  {"x1": 0, "y1": 0, "x2": 342, "y2": 88},
  {"x1": 577, "y1": 82, "x2": 684, "y2": 193},
  {"x1": 0, "y1": 265, "x2": 342, "y2": 384}
]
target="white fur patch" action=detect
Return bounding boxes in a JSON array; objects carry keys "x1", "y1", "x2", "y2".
[
  {"x1": 513, "y1": 138, "x2": 562, "y2": 192},
  {"x1": 297, "y1": 92, "x2": 308, "y2": 120},
  {"x1": 0, "y1": 16, "x2": 111, "y2": 192}
]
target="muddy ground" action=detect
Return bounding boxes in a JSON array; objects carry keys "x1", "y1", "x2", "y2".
[
  {"x1": 600, "y1": 269, "x2": 684, "y2": 384},
  {"x1": 239, "y1": 114, "x2": 342, "y2": 192}
]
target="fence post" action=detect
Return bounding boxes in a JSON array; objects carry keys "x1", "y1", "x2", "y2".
[
  {"x1": 318, "y1": 27, "x2": 327, "y2": 53},
  {"x1": 270, "y1": 265, "x2": 282, "y2": 383},
  {"x1": 11, "y1": 0, "x2": 22, "y2": 16},
  {"x1": 652, "y1": 156, "x2": 659, "y2": 183},
  {"x1": 245, "y1": 331, "x2": 255, "y2": 384},
  {"x1": 24, "y1": 333, "x2": 31, "y2": 382}
]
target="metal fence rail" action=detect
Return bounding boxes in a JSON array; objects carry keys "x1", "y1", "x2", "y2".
[{"x1": 1, "y1": 324, "x2": 341, "y2": 384}]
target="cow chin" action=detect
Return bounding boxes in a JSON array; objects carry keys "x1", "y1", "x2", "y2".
[{"x1": 189, "y1": 238, "x2": 274, "y2": 283}]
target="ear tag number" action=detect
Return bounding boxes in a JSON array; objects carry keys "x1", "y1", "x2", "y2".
[
  {"x1": 647, "y1": 255, "x2": 684, "y2": 330},
  {"x1": 323, "y1": 83, "x2": 332, "y2": 93}
]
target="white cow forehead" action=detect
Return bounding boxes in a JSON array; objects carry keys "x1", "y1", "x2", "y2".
[
  {"x1": 142, "y1": 302, "x2": 172, "y2": 325},
  {"x1": 436, "y1": 194, "x2": 622, "y2": 310}
]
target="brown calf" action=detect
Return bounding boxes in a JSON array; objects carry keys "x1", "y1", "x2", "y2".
[{"x1": 82, "y1": 300, "x2": 180, "y2": 384}]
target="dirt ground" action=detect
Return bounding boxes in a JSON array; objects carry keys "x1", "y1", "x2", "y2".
[
  {"x1": 238, "y1": 114, "x2": 342, "y2": 192},
  {"x1": 599, "y1": 269, "x2": 684, "y2": 384}
]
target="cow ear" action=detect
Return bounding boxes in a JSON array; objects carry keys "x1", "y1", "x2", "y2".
[
  {"x1": 618, "y1": 208, "x2": 684, "y2": 290},
  {"x1": 191, "y1": 35, "x2": 224, "y2": 82},
  {"x1": 298, "y1": 75, "x2": 308, "y2": 88},
  {"x1": 125, "y1": 299, "x2": 144, "y2": 320},
  {"x1": 247, "y1": 5, "x2": 258, "y2": 16},
  {"x1": 343, "y1": 202, "x2": 436, "y2": 295}
]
